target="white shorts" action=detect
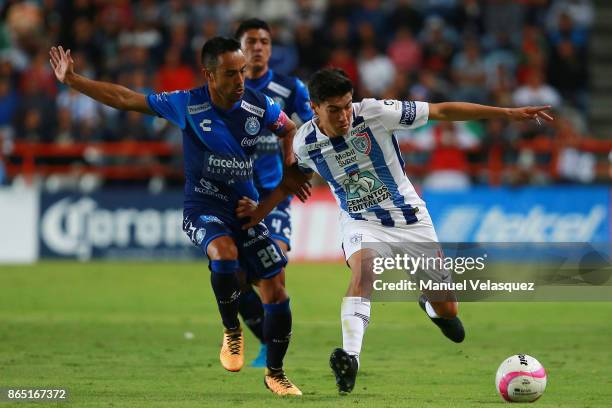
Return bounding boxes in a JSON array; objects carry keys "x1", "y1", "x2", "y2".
[
  {"x1": 341, "y1": 208, "x2": 439, "y2": 261},
  {"x1": 341, "y1": 208, "x2": 451, "y2": 286}
]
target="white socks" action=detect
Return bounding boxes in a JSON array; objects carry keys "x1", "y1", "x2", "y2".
[
  {"x1": 341, "y1": 296, "x2": 371, "y2": 366},
  {"x1": 425, "y1": 300, "x2": 440, "y2": 318}
]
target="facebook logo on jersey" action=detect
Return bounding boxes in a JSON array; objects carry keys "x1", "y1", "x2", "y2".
[{"x1": 203, "y1": 151, "x2": 253, "y2": 182}]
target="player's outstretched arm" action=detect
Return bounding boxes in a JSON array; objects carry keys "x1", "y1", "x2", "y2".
[
  {"x1": 428, "y1": 102, "x2": 554, "y2": 123},
  {"x1": 49, "y1": 46, "x2": 154, "y2": 114},
  {"x1": 237, "y1": 164, "x2": 312, "y2": 229}
]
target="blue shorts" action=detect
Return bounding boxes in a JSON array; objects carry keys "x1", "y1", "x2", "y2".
[
  {"x1": 183, "y1": 214, "x2": 287, "y2": 281},
  {"x1": 261, "y1": 194, "x2": 292, "y2": 250}
]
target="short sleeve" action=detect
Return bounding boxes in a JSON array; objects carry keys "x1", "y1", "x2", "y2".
[
  {"x1": 364, "y1": 99, "x2": 429, "y2": 132},
  {"x1": 263, "y1": 95, "x2": 290, "y2": 134},
  {"x1": 146, "y1": 91, "x2": 189, "y2": 129},
  {"x1": 293, "y1": 137, "x2": 314, "y2": 174},
  {"x1": 292, "y1": 79, "x2": 314, "y2": 122}
]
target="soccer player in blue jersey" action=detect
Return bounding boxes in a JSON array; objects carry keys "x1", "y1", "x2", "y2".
[
  {"x1": 234, "y1": 18, "x2": 314, "y2": 368},
  {"x1": 237, "y1": 68, "x2": 553, "y2": 394},
  {"x1": 49, "y1": 38, "x2": 308, "y2": 396}
]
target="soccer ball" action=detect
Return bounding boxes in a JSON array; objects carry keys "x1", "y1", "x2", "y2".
[{"x1": 495, "y1": 354, "x2": 547, "y2": 402}]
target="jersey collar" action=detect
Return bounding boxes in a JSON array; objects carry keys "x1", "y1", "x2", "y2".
[
  {"x1": 204, "y1": 84, "x2": 241, "y2": 113},
  {"x1": 245, "y1": 69, "x2": 273, "y2": 91}
]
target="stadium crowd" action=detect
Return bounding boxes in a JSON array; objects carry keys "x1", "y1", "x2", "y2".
[{"x1": 0, "y1": 0, "x2": 606, "y2": 187}]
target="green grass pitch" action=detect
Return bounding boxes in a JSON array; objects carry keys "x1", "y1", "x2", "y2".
[{"x1": 1, "y1": 262, "x2": 611, "y2": 407}]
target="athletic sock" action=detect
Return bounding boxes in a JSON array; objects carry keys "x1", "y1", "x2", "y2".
[
  {"x1": 425, "y1": 300, "x2": 440, "y2": 319},
  {"x1": 341, "y1": 296, "x2": 371, "y2": 367},
  {"x1": 263, "y1": 298, "x2": 292, "y2": 370},
  {"x1": 238, "y1": 287, "x2": 264, "y2": 343},
  {"x1": 210, "y1": 260, "x2": 240, "y2": 330}
]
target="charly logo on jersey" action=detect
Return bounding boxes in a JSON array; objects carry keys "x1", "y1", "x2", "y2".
[
  {"x1": 350, "y1": 132, "x2": 372, "y2": 155},
  {"x1": 342, "y1": 171, "x2": 391, "y2": 213},
  {"x1": 244, "y1": 116, "x2": 261, "y2": 136}
]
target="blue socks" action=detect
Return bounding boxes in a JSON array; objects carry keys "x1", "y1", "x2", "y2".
[
  {"x1": 238, "y1": 288, "x2": 265, "y2": 343},
  {"x1": 210, "y1": 260, "x2": 240, "y2": 330},
  {"x1": 263, "y1": 298, "x2": 292, "y2": 370}
]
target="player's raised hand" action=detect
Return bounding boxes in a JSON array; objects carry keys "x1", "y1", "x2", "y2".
[
  {"x1": 507, "y1": 106, "x2": 554, "y2": 123},
  {"x1": 236, "y1": 197, "x2": 264, "y2": 229},
  {"x1": 49, "y1": 46, "x2": 75, "y2": 84}
]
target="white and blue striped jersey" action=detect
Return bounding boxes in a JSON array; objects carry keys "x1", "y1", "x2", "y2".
[{"x1": 294, "y1": 98, "x2": 429, "y2": 227}]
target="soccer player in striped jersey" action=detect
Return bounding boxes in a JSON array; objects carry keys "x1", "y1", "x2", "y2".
[
  {"x1": 235, "y1": 18, "x2": 314, "y2": 368},
  {"x1": 237, "y1": 68, "x2": 553, "y2": 394}
]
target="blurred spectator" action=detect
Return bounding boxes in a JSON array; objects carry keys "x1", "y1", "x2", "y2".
[
  {"x1": 294, "y1": 21, "x2": 322, "y2": 78},
  {"x1": 268, "y1": 22, "x2": 299, "y2": 75},
  {"x1": 191, "y1": 20, "x2": 219, "y2": 62},
  {"x1": 326, "y1": 46, "x2": 359, "y2": 87},
  {"x1": 357, "y1": 43, "x2": 396, "y2": 98},
  {"x1": 70, "y1": 17, "x2": 103, "y2": 71},
  {"x1": 455, "y1": 0, "x2": 484, "y2": 35},
  {"x1": 548, "y1": 39, "x2": 589, "y2": 113},
  {"x1": 230, "y1": 0, "x2": 296, "y2": 23},
  {"x1": 548, "y1": 12, "x2": 588, "y2": 51},
  {"x1": 14, "y1": 73, "x2": 56, "y2": 142},
  {"x1": 381, "y1": 71, "x2": 411, "y2": 101},
  {"x1": 0, "y1": 76, "x2": 18, "y2": 133},
  {"x1": 409, "y1": 70, "x2": 450, "y2": 103},
  {"x1": 291, "y1": 0, "x2": 325, "y2": 30},
  {"x1": 326, "y1": 17, "x2": 355, "y2": 51},
  {"x1": 414, "y1": 121, "x2": 482, "y2": 191},
  {"x1": 451, "y1": 39, "x2": 487, "y2": 103},
  {"x1": 479, "y1": 119, "x2": 518, "y2": 185},
  {"x1": 546, "y1": 0, "x2": 594, "y2": 31},
  {"x1": 387, "y1": 27, "x2": 422, "y2": 74},
  {"x1": 484, "y1": 0, "x2": 524, "y2": 43},
  {"x1": 513, "y1": 70, "x2": 561, "y2": 108},
  {"x1": 154, "y1": 47, "x2": 195, "y2": 92},
  {"x1": 388, "y1": 0, "x2": 423, "y2": 36},
  {"x1": 420, "y1": 16, "x2": 457, "y2": 76},
  {"x1": 19, "y1": 50, "x2": 57, "y2": 99},
  {"x1": 191, "y1": 0, "x2": 232, "y2": 37},
  {"x1": 351, "y1": 0, "x2": 388, "y2": 43},
  {"x1": 56, "y1": 87, "x2": 99, "y2": 141}
]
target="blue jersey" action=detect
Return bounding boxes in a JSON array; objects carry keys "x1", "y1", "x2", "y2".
[
  {"x1": 146, "y1": 86, "x2": 286, "y2": 227},
  {"x1": 245, "y1": 69, "x2": 313, "y2": 192}
]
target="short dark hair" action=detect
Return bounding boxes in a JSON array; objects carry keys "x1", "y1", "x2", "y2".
[
  {"x1": 235, "y1": 18, "x2": 271, "y2": 40},
  {"x1": 200, "y1": 36, "x2": 241, "y2": 69},
  {"x1": 308, "y1": 68, "x2": 354, "y2": 104}
]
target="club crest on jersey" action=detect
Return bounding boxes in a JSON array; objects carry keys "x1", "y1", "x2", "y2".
[
  {"x1": 351, "y1": 132, "x2": 371, "y2": 155},
  {"x1": 244, "y1": 116, "x2": 260, "y2": 136}
]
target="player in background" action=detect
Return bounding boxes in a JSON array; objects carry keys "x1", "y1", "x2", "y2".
[
  {"x1": 237, "y1": 68, "x2": 553, "y2": 394},
  {"x1": 235, "y1": 18, "x2": 314, "y2": 368},
  {"x1": 49, "y1": 38, "x2": 310, "y2": 396}
]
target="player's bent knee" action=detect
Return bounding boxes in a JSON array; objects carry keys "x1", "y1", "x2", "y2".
[{"x1": 207, "y1": 236, "x2": 238, "y2": 260}]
